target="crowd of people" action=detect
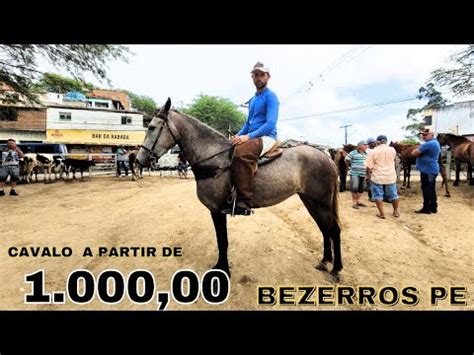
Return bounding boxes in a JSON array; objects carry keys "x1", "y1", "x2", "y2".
[{"x1": 344, "y1": 128, "x2": 441, "y2": 219}]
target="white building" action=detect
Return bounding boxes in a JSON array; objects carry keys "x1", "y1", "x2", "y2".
[
  {"x1": 424, "y1": 100, "x2": 474, "y2": 140},
  {"x1": 45, "y1": 105, "x2": 146, "y2": 153}
]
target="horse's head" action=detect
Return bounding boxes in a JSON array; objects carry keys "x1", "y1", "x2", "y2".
[
  {"x1": 436, "y1": 133, "x2": 447, "y2": 146},
  {"x1": 389, "y1": 141, "x2": 399, "y2": 152},
  {"x1": 136, "y1": 98, "x2": 177, "y2": 167}
]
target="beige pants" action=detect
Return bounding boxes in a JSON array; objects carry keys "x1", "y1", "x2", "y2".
[{"x1": 260, "y1": 136, "x2": 276, "y2": 157}]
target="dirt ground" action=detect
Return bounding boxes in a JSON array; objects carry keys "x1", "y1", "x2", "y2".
[{"x1": 0, "y1": 175, "x2": 472, "y2": 310}]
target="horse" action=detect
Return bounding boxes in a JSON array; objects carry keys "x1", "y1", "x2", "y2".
[
  {"x1": 389, "y1": 142, "x2": 418, "y2": 189},
  {"x1": 327, "y1": 148, "x2": 350, "y2": 192},
  {"x1": 437, "y1": 133, "x2": 474, "y2": 186},
  {"x1": 390, "y1": 141, "x2": 451, "y2": 197},
  {"x1": 136, "y1": 98, "x2": 343, "y2": 281},
  {"x1": 342, "y1": 144, "x2": 357, "y2": 153}
]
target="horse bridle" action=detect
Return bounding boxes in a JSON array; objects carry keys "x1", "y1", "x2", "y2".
[
  {"x1": 141, "y1": 111, "x2": 234, "y2": 169},
  {"x1": 141, "y1": 116, "x2": 173, "y2": 160}
]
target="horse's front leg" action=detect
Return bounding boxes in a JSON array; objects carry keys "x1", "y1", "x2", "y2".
[{"x1": 211, "y1": 211, "x2": 230, "y2": 277}]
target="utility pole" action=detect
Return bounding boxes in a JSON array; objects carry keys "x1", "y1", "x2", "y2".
[{"x1": 340, "y1": 124, "x2": 351, "y2": 145}]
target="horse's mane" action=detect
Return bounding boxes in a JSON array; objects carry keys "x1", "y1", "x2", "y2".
[
  {"x1": 443, "y1": 133, "x2": 470, "y2": 143},
  {"x1": 172, "y1": 110, "x2": 228, "y2": 140}
]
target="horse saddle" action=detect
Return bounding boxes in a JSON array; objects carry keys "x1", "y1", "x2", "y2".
[
  {"x1": 192, "y1": 140, "x2": 283, "y2": 181},
  {"x1": 258, "y1": 140, "x2": 283, "y2": 166}
]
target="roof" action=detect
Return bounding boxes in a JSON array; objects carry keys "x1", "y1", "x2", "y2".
[
  {"x1": 88, "y1": 89, "x2": 131, "y2": 111},
  {"x1": 47, "y1": 104, "x2": 142, "y2": 115}
]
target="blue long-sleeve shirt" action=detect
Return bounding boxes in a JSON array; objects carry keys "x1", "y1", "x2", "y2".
[
  {"x1": 416, "y1": 139, "x2": 440, "y2": 175},
  {"x1": 237, "y1": 87, "x2": 279, "y2": 139}
]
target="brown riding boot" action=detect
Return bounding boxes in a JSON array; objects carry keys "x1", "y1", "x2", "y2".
[{"x1": 231, "y1": 138, "x2": 263, "y2": 209}]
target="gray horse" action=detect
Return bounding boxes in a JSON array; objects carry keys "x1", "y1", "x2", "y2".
[{"x1": 136, "y1": 98, "x2": 343, "y2": 281}]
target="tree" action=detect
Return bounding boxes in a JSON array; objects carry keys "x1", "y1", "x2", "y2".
[
  {"x1": 35, "y1": 73, "x2": 95, "y2": 94},
  {"x1": 403, "y1": 83, "x2": 448, "y2": 140},
  {"x1": 399, "y1": 138, "x2": 419, "y2": 145},
  {"x1": 0, "y1": 44, "x2": 130, "y2": 104},
  {"x1": 429, "y1": 45, "x2": 473, "y2": 97},
  {"x1": 124, "y1": 91, "x2": 157, "y2": 114},
  {"x1": 182, "y1": 94, "x2": 247, "y2": 135}
]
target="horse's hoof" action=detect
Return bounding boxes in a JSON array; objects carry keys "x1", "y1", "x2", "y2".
[
  {"x1": 445, "y1": 193, "x2": 451, "y2": 197},
  {"x1": 315, "y1": 261, "x2": 329, "y2": 272},
  {"x1": 328, "y1": 271, "x2": 341, "y2": 283}
]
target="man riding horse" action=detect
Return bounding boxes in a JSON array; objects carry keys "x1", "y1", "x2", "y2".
[{"x1": 223, "y1": 62, "x2": 280, "y2": 216}]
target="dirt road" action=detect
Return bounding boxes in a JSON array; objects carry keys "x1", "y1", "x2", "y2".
[{"x1": 0, "y1": 176, "x2": 472, "y2": 310}]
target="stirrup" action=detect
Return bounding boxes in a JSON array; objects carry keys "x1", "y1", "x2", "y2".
[
  {"x1": 221, "y1": 187, "x2": 254, "y2": 217},
  {"x1": 221, "y1": 205, "x2": 254, "y2": 216}
]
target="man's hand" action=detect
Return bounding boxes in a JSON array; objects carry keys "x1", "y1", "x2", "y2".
[
  {"x1": 412, "y1": 148, "x2": 422, "y2": 157},
  {"x1": 231, "y1": 135, "x2": 250, "y2": 145}
]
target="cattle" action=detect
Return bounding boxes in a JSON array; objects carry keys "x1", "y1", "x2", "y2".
[
  {"x1": 51, "y1": 155, "x2": 65, "y2": 180},
  {"x1": 19, "y1": 156, "x2": 36, "y2": 183},
  {"x1": 34, "y1": 154, "x2": 54, "y2": 183},
  {"x1": 63, "y1": 159, "x2": 96, "y2": 180}
]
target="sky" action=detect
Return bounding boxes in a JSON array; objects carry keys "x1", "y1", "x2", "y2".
[{"x1": 46, "y1": 45, "x2": 473, "y2": 147}]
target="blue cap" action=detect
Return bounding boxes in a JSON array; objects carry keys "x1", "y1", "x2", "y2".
[
  {"x1": 377, "y1": 135, "x2": 388, "y2": 142},
  {"x1": 367, "y1": 137, "x2": 376, "y2": 144}
]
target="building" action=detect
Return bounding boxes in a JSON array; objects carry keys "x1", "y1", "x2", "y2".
[
  {"x1": 46, "y1": 105, "x2": 146, "y2": 153},
  {"x1": 0, "y1": 84, "x2": 47, "y2": 143},
  {"x1": 423, "y1": 100, "x2": 474, "y2": 140},
  {"x1": 87, "y1": 89, "x2": 131, "y2": 111},
  {"x1": 1, "y1": 87, "x2": 148, "y2": 153}
]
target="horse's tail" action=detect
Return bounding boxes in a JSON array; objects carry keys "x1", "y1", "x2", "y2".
[{"x1": 332, "y1": 172, "x2": 341, "y2": 229}]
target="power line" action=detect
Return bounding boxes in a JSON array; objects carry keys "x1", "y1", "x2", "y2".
[
  {"x1": 281, "y1": 46, "x2": 372, "y2": 105},
  {"x1": 280, "y1": 95, "x2": 419, "y2": 122}
]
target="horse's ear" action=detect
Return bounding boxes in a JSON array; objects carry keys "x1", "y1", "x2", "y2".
[
  {"x1": 157, "y1": 98, "x2": 172, "y2": 116},
  {"x1": 163, "y1": 97, "x2": 171, "y2": 114}
]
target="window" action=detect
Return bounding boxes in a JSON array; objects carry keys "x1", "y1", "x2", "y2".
[
  {"x1": 0, "y1": 107, "x2": 18, "y2": 121},
  {"x1": 95, "y1": 102, "x2": 109, "y2": 108},
  {"x1": 59, "y1": 112, "x2": 71, "y2": 121},
  {"x1": 143, "y1": 118, "x2": 150, "y2": 128},
  {"x1": 121, "y1": 116, "x2": 132, "y2": 125},
  {"x1": 423, "y1": 115, "x2": 432, "y2": 125}
]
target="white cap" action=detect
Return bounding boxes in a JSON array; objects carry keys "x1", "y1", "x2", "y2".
[{"x1": 250, "y1": 62, "x2": 270, "y2": 74}]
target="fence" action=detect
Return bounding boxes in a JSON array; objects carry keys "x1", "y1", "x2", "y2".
[{"x1": 16, "y1": 153, "x2": 193, "y2": 182}]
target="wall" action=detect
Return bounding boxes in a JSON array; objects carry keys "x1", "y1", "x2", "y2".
[
  {"x1": 433, "y1": 100, "x2": 473, "y2": 136},
  {"x1": 47, "y1": 106, "x2": 144, "y2": 131},
  {"x1": 0, "y1": 107, "x2": 46, "y2": 131}
]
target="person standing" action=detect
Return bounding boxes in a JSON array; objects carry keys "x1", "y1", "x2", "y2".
[
  {"x1": 412, "y1": 128, "x2": 440, "y2": 214},
  {"x1": 116, "y1": 146, "x2": 129, "y2": 177},
  {"x1": 0, "y1": 139, "x2": 24, "y2": 196},
  {"x1": 366, "y1": 137, "x2": 377, "y2": 202},
  {"x1": 365, "y1": 135, "x2": 400, "y2": 219},
  {"x1": 345, "y1": 140, "x2": 368, "y2": 209}
]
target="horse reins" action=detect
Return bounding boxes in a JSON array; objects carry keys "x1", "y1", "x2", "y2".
[{"x1": 142, "y1": 112, "x2": 234, "y2": 175}]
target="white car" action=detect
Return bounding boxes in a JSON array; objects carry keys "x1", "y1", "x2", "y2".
[{"x1": 157, "y1": 145, "x2": 180, "y2": 170}]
